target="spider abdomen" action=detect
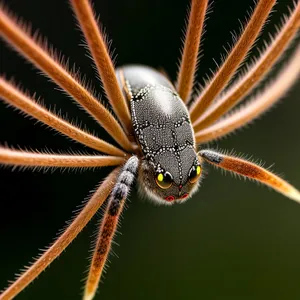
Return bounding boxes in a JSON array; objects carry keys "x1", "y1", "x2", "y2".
[{"x1": 117, "y1": 65, "x2": 195, "y2": 158}]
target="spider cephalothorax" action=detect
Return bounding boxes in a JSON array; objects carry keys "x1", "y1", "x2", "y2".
[{"x1": 0, "y1": 0, "x2": 300, "y2": 299}]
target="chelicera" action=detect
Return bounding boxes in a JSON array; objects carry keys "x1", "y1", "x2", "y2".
[{"x1": 0, "y1": 0, "x2": 299, "y2": 299}]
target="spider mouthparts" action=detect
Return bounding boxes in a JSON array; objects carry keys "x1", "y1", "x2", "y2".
[
  {"x1": 180, "y1": 193, "x2": 189, "y2": 199},
  {"x1": 165, "y1": 195, "x2": 175, "y2": 202}
]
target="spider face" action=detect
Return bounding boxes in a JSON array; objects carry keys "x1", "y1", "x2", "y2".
[{"x1": 138, "y1": 149, "x2": 202, "y2": 204}]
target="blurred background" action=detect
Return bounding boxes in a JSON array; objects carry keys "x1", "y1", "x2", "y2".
[{"x1": 0, "y1": 0, "x2": 300, "y2": 299}]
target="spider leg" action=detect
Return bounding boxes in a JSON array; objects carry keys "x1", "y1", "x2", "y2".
[
  {"x1": 70, "y1": 0, "x2": 132, "y2": 134},
  {"x1": 0, "y1": 168, "x2": 119, "y2": 300},
  {"x1": 195, "y1": 46, "x2": 300, "y2": 144},
  {"x1": 84, "y1": 156, "x2": 139, "y2": 300},
  {"x1": 193, "y1": 2, "x2": 300, "y2": 131},
  {"x1": 0, "y1": 7, "x2": 134, "y2": 152},
  {"x1": 189, "y1": 0, "x2": 276, "y2": 121},
  {"x1": 176, "y1": 0, "x2": 208, "y2": 102},
  {"x1": 199, "y1": 149, "x2": 300, "y2": 203},
  {"x1": 0, "y1": 77, "x2": 126, "y2": 156},
  {"x1": 0, "y1": 147, "x2": 125, "y2": 169}
]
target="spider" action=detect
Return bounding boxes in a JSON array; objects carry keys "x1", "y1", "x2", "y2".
[{"x1": 0, "y1": 0, "x2": 300, "y2": 299}]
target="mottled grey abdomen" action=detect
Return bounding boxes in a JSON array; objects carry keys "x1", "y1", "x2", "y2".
[{"x1": 117, "y1": 65, "x2": 196, "y2": 185}]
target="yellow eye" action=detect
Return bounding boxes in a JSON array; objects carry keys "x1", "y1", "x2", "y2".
[
  {"x1": 189, "y1": 165, "x2": 201, "y2": 184},
  {"x1": 155, "y1": 172, "x2": 173, "y2": 189},
  {"x1": 157, "y1": 173, "x2": 164, "y2": 182}
]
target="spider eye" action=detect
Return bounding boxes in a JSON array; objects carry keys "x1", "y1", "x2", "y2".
[
  {"x1": 189, "y1": 165, "x2": 201, "y2": 184},
  {"x1": 155, "y1": 171, "x2": 173, "y2": 189}
]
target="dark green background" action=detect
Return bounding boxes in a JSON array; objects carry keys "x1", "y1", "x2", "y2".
[{"x1": 0, "y1": 0, "x2": 300, "y2": 299}]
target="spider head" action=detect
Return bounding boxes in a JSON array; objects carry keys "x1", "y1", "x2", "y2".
[{"x1": 138, "y1": 147, "x2": 203, "y2": 205}]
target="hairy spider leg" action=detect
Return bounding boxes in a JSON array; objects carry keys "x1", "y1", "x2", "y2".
[
  {"x1": 193, "y1": 2, "x2": 300, "y2": 132},
  {"x1": 176, "y1": 0, "x2": 208, "y2": 102},
  {"x1": 70, "y1": 0, "x2": 132, "y2": 134},
  {"x1": 195, "y1": 46, "x2": 300, "y2": 144},
  {"x1": 199, "y1": 150, "x2": 300, "y2": 203},
  {"x1": 0, "y1": 7, "x2": 134, "y2": 152},
  {"x1": 0, "y1": 147, "x2": 124, "y2": 169},
  {"x1": 189, "y1": 0, "x2": 276, "y2": 121},
  {"x1": 84, "y1": 156, "x2": 139, "y2": 300},
  {"x1": 0, "y1": 77, "x2": 125, "y2": 156},
  {"x1": 0, "y1": 170, "x2": 119, "y2": 300}
]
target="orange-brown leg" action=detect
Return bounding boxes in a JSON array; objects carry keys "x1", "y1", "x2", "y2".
[
  {"x1": 70, "y1": 0, "x2": 132, "y2": 134},
  {"x1": 84, "y1": 156, "x2": 138, "y2": 300},
  {"x1": 0, "y1": 169, "x2": 119, "y2": 300},
  {"x1": 193, "y1": 2, "x2": 300, "y2": 131},
  {"x1": 84, "y1": 200, "x2": 126, "y2": 300},
  {"x1": 176, "y1": 0, "x2": 208, "y2": 102},
  {"x1": 0, "y1": 77, "x2": 125, "y2": 156},
  {"x1": 0, "y1": 7, "x2": 134, "y2": 152},
  {"x1": 189, "y1": 0, "x2": 276, "y2": 121},
  {"x1": 195, "y1": 46, "x2": 300, "y2": 144},
  {"x1": 0, "y1": 147, "x2": 125, "y2": 169},
  {"x1": 199, "y1": 150, "x2": 300, "y2": 203}
]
